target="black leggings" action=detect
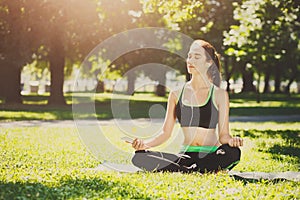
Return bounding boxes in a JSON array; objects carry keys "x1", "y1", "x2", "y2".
[{"x1": 132, "y1": 144, "x2": 241, "y2": 173}]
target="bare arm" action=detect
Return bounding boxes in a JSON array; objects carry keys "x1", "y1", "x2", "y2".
[
  {"x1": 132, "y1": 91, "x2": 177, "y2": 150},
  {"x1": 217, "y1": 89, "x2": 243, "y2": 147}
]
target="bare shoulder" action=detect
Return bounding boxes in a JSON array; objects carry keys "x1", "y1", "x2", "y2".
[
  {"x1": 214, "y1": 86, "x2": 228, "y2": 96},
  {"x1": 213, "y1": 86, "x2": 229, "y2": 105},
  {"x1": 167, "y1": 85, "x2": 183, "y2": 105}
]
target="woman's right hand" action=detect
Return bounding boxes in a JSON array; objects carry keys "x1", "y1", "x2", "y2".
[{"x1": 132, "y1": 138, "x2": 147, "y2": 150}]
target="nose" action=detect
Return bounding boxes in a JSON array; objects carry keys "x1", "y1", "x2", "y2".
[{"x1": 187, "y1": 57, "x2": 194, "y2": 66}]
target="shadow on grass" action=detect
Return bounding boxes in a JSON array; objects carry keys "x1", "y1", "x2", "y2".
[
  {"x1": 0, "y1": 178, "x2": 152, "y2": 199},
  {"x1": 0, "y1": 176, "x2": 295, "y2": 199},
  {"x1": 235, "y1": 129, "x2": 300, "y2": 165},
  {"x1": 230, "y1": 107, "x2": 300, "y2": 116},
  {"x1": 106, "y1": 99, "x2": 166, "y2": 119},
  {"x1": 267, "y1": 144, "x2": 300, "y2": 162},
  {"x1": 0, "y1": 104, "x2": 74, "y2": 121},
  {"x1": 237, "y1": 129, "x2": 299, "y2": 142},
  {"x1": 229, "y1": 92, "x2": 300, "y2": 103},
  {"x1": 2, "y1": 102, "x2": 299, "y2": 121},
  {"x1": 0, "y1": 92, "x2": 299, "y2": 120},
  {"x1": 0, "y1": 98, "x2": 168, "y2": 120}
]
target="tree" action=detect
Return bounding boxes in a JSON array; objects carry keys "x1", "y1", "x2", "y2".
[
  {"x1": 141, "y1": 0, "x2": 242, "y2": 91},
  {"x1": 224, "y1": 0, "x2": 300, "y2": 94},
  {"x1": 37, "y1": 0, "x2": 101, "y2": 105},
  {"x1": 85, "y1": 0, "x2": 147, "y2": 95},
  {"x1": 0, "y1": 0, "x2": 101, "y2": 105},
  {"x1": 0, "y1": 0, "x2": 42, "y2": 103}
]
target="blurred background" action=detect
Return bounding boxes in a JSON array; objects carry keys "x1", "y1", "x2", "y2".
[{"x1": 0, "y1": 0, "x2": 299, "y2": 109}]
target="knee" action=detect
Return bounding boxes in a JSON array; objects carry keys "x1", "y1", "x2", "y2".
[
  {"x1": 222, "y1": 144, "x2": 241, "y2": 161},
  {"x1": 131, "y1": 150, "x2": 147, "y2": 167},
  {"x1": 232, "y1": 147, "x2": 241, "y2": 161}
]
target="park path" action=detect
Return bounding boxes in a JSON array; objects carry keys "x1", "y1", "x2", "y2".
[{"x1": 0, "y1": 115, "x2": 299, "y2": 128}]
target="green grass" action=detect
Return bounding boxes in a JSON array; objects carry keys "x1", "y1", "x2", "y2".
[
  {"x1": 0, "y1": 92, "x2": 299, "y2": 121},
  {"x1": 229, "y1": 92, "x2": 300, "y2": 116},
  {"x1": 0, "y1": 122, "x2": 299, "y2": 199}
]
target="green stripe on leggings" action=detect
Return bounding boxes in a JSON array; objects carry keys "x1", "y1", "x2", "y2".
[
  {"x1": 225, "y1": 160, "x2": 240, "y2": 170},
  {"x1": 180, "y1": 145, "x2": 218, "y2": 153}
]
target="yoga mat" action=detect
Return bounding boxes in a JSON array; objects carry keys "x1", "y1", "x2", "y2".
[
  {"x1": 228, "y1": 171, "x2": 300, "y2": 182},
  {"x1": 85, "y1": 162, "x2": 142, "y2": 173},
  {"x1": 85, "y1": 162, "x2": 300, "y2": 181}
]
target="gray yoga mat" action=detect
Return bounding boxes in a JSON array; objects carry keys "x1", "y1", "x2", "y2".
[
  {"x1": 85, "y1": 162, "x2": 300, "y2": 181},
  {"x1": 92, "y1": 162, "x2": 142, "y2": 173},
  {"x1": 228, "y1": 171, "x2": 300, "y2": 182}
]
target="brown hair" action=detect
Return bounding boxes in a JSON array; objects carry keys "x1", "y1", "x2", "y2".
[{"x1": 194, "y1": 40, "x2": 221, "y2": 87}]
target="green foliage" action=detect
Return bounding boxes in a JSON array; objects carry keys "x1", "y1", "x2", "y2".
[
  {"x1": 142, "y1": 0, "x2": 203, "y2": 31},
  {"x1": 224, "y1": 0, "x2": 300, "y2": 88}
]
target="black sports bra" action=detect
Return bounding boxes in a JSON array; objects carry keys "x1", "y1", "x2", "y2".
[{"x1": 175, "y1": 85, "x2": 219, "y2": 129}]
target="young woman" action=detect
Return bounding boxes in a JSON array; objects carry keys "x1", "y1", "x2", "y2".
[{"x1": 130, "y1": 39, "x2": 243, "y2": 173}]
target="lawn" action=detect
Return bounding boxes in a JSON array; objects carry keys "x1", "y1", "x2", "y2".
[
  {"x1": 0, "y1": 122, "x2": 299, "y2": 199},
  {"x1": 0, "y1": 92, "x2": 299, "y2": 121}
]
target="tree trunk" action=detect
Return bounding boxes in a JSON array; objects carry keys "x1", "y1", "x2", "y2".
[
  {"x1": 284, "y1": 62, "x2": 297, "y2": 94},
  {"x1": 263, "y1": 71, "x2": 270, "y2": 93},
  {"x1": 96, "y1": 80, "x2": 104, "y2": 93},
  {"x1": 48, "y1": 36, "x2": 66, "y2": 105},
  {"x1": 126, "y1": 72, "x2": 135, "y2": 95},
  {"x1": 273, "y1": 67, "x2": 281, "y2": 93},
  {"x1": 156, "y1": 84, "x2": 166, "y2": 97},
  {"x1": 0, "y1": 65, "x2": 22, "y2": 104},
  {"x1": 226, "y1": 79, "x2": 234, "y2": 93},
  {"x1": 284, "y1": 78, "x2": 294, "y2": 94},
  {"x1": 0, "y1": 67, "x2": 6, "y2": 99},
  {"x1": 256, "y1": 73, "x2": 261, "y2": 103},
  {"x1": 241, "y1": 69, "x2": 255, "y2": 92},
  {"x1": 155, "y1": 71, "x2": 167, "y2": 97}
]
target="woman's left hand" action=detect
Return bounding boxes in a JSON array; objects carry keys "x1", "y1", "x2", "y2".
[{"x1": 228, "y1": 137, "x2": 243, "y2": 147}]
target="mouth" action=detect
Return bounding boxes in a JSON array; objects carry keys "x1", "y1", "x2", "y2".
[{"x1": 188, "y1": 65, "x2": 195, "y2": 69}]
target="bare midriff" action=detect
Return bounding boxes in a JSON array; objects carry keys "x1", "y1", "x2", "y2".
[{"x1": 181, "y1": 127, "x2": 220, "y2": 146}]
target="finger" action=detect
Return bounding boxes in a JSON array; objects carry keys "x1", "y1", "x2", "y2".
[
  {"x1": 233, "y1": 137, "x2": 240, "y2": 147},
  {"x1": 230, "y1": 138, "x2": 235, "y2": 147},
  {"x1": 137, "y1": 139, "x2": 144, "y2": 150},
  {"x1": 135, "y1": 139, "x2": 141, "y2": 149},
  {"x1": 235, "y1": 138, "x2": 240, "y2": 147},
  {"x1": 229, "y1": 139, "x2": 233, "y2": 147},
  {"x1": 235, "y1": 139, "x2": 239, "y2": 147},
  {"x1": 138, "y1": 140, "x2": 144, "y2": 150},
  {"x1": 237, "y1": 137, "x2": 242, "y2": 147},
  {"x1": 236, "y1": 138, "x2": 240, "y2": 147},
  {"x1": 240, "y1": 138, "x2": 243, "y2": 146},
  {"x1": 132, "y1": 138, "x2": 137, "y2": 144},
  {"x1": 135, "y1": 140, "x2": 140, "y2": 149},
  {"x1": 132, "y1": 138, "x2": 138, "y2": 148}
]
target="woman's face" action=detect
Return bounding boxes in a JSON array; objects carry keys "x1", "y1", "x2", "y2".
[{"x1": 186, "y1": 42, "x2": 211, "y2": 75}]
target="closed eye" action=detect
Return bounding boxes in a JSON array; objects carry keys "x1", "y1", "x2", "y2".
[{"x1": 188, "y1": 53, "x2": 201, "y2": 59}]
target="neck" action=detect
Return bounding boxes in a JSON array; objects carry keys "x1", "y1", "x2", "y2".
[{"x1": 190, "y1": 74, "x2": 211, "y2": 90}]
